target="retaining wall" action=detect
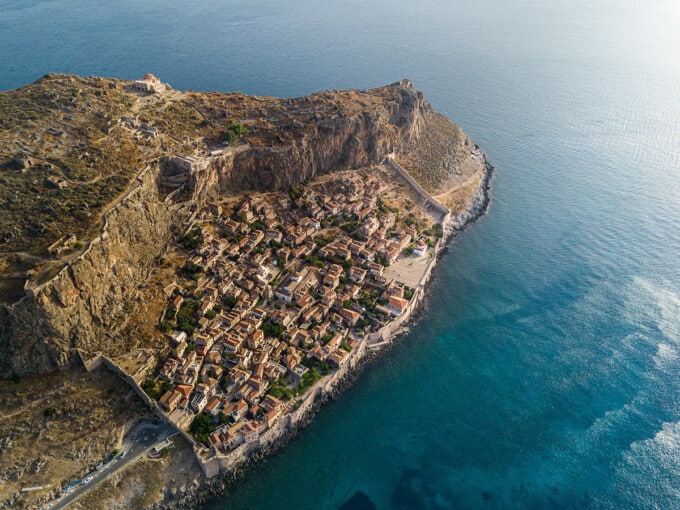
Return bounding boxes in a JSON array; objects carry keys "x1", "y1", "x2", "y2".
[
  {"x1": 18, "y1": 164, "x2": 154, "y2": 302},
  {"x1": 73, "y1": 152, "x2": 486, "y2": 481}
]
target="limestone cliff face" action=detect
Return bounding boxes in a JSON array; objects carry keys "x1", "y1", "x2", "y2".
[
  {"x1": 0, "y1": 79, "x2": 468, "y2": 377},
  {"x1": 219, "y1": 80, "x2": 427, "y2": 191}
]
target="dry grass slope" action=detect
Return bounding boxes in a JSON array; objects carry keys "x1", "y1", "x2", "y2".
[
  {"x1": 399, "y1": 112, "x2": 466, "y2": 194},
  {"x1": 0, "y1": 367, "x2": 151, "y2": 508},
  {"x1": 0, "y1": 75, "x2": 140, "y2": 260}
]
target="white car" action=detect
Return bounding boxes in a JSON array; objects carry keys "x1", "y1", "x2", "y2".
[{"x1": 83, "y1": 476, "x2": 93, "y2": 484}]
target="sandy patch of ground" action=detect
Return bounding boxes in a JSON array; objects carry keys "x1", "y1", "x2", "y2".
[{"x1": 384, "y1": 253, "x2": 432, "y2": 288}]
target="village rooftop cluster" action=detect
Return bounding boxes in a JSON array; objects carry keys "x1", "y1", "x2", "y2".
[{"x1": 144, "y1": 171, "x2": 441, "y2": 452}]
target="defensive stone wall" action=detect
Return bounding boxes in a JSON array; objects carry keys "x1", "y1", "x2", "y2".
[
  {"x1": 209, "y1": 340, "x2": 368, "y2": 475},
  {"x1": 78, "y1": 351, "x2": 215, "y2": 477},
  {"x1": 383, "y1": 154, "x2": 450, "y2": 218}
]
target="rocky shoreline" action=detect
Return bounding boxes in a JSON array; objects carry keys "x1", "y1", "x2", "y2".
[{"x1": 159, "y1": 158, "x2": 494, "y2": 510}]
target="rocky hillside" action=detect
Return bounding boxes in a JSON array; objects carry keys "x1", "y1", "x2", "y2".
[{"x1": 0, "y1": 74, "x2": 485, "y2": 377}]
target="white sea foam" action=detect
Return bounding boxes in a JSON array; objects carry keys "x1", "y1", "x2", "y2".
[
  {"x1": 633, "y1": 277, "x2": 680, "y2": 343},
  {"x1": 654, "y1": 342, "x2": 678, "y2": 370},
  {"x1": 584, "y1": 393, "x2": 645, "y2": 443},
  {"x1": 604, "y1": 421, "x2": 680, "y2": 509},
  {"x1": 629, "y1": 277, "x2": 680, "y2": 373}
]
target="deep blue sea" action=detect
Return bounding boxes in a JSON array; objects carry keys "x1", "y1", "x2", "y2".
[{"x1": 2, "y1": 0, "x2": 680, "y2": 508}]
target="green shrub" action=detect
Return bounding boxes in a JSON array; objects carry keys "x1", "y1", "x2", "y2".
[
  {"x1": 262, "y1": 322, "x2": 284, "y2": 338},
  {"x1": 182, "y1": 261, "x2": 203, "y2": 275},
  {"x1": 223, "y1": 129, "x2": 237, "y2": 145},
  {"x1": 223, "y1": 123, "x2": 249, "y2": 144},
  {"x1": 229, "y1": 123, "x2": 249, "y2": 136},
  {"x1": 178, "y1": 228, "x2": 203, "y2": 251},
  {"x1": 223, "y1": 296, "x2": 237, "y2": 309},
  {"x1": 190, "y1": 413, "x2": 216, "y2": 445},
  {"x1": 267, "y1": 381, "x2": 292, "y2": 400}
]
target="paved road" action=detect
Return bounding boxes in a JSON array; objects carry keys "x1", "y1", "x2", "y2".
[{"x1": 43, "y1": 420, "x2": 177, "y2": 510}]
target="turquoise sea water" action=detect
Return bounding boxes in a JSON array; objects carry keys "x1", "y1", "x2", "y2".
[{"x1": 2, "y1": 1, "x2": 680, "y2": 508}]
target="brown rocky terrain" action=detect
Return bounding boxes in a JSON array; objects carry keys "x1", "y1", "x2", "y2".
[
  {"x1": 0, "y1": 74, "x2": 485, "y2": 378},
  {"x1": 71, "y1": 440, "x2": 201, "y2": 510},
  {"x1": 0, "y1": 366, "x2": 151, "y2": 508}
]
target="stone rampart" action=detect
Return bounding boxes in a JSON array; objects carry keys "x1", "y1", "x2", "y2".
[
  {"x1": 383, "y1": 154, "x2": 450, "y2": 218},
  {"x1": 78, "y1": 351, "x2": 214, "y2": 478}
]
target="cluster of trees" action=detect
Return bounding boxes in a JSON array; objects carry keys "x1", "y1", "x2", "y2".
[
  {"x1": 432, "y1": 223, "x2": 444, "y2": 239},
  {"x1": 178, "y1": 228, "x2": 203, "y2": 251},
  {"x1": 305, "y1": 254, "x2": 324, "y2": 268},
  {"x1": 190, "y1": 413, "x2": 216, "y2": 445},
  {"x1": 223, "y1": 123, "x2": 249, "y2": 145},
  {"x1": 250, "y1": 220, "x2": 267, "y2": 232},
  {"x1": 219, "y1": 376, "x2": 231, "y2": 393},
  {"x1": 301, "y1": 356, "x2": 331, "y2": 375},
  {"x1": 142, "y1": 379, "x2": 174, "y2": 400},
  {"x1": 375, "y1": 254, "x2": 390, "y2": 267},
  {"x1": 182, "y1": 261, "x2": 204, "y2": 280},
  {"x1": 296, "y1": 368, "x2": 321, "y2": 395},
  {"x1": 262, "y1": 322, "x2": 284, "y2": 339},
  {"x1": 341, "y1": 220, "x2": 359, "y2": 234},
  {"x1": 222, "y1": 295, "x2": 237, "y2": 310},
  {"x1": 176, "y1": 299, "x2": 199, "y2": 335},
  {"x1": 288, "y1": 185, "x2": 303, "y2": 201},
  {"x1": 314, "y1": 236, "x2": 334, "y2": 248},
  {"x1": 267, "y1": 376, "x2": 293, "y2": 400}
]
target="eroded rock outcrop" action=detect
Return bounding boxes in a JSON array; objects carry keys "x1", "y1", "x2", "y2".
[
  {"x1": 0, "y1": 168, "x2": 178, "y2": 374},
  {"x1": 216, "y1": 80, "x2": 426, "y2": 191}
]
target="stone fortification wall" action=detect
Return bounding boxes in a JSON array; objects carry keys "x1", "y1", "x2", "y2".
[
  {"x1": 0, "y1": 163, "x2": 180, "y2": 377},
  {"x1": 0, "y1": 79, "x2": 462, "y2": 378},
  {"x1": 78, "y1": 351, "x2": 215, "y2": 477},
  {"x1": 383, "y1": 154, "x2": 450, "y2": 218}
]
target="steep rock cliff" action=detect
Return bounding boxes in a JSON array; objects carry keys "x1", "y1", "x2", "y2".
[
  {"x1": 215, "y1": 80, "x2": 427, "y2": 191},
  {"x1": 0, "y1": 168, "x2": 179, "y2": 375}
]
